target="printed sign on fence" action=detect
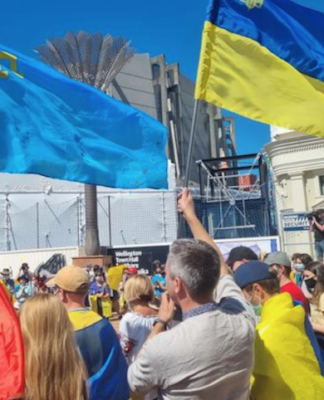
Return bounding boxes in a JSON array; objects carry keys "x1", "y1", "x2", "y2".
[{"x1": 282, "y1": 213, "x2": 310, "y2": 232}]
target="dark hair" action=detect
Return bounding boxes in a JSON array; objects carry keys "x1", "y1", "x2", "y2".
[
  {"x1": 271, "y1": 264, "x2": 291, "y2": 278},
  {"x1": 297, "y1": 253, "x2": 313, "y2": 266},
  {"x1": 313, "y1": 264, "x2": 324, "y2": 306},
  {"x1": 244, "y1": 277, "x2": 280, "y2": 295},
  {"x1": 306, "y1": 261, "x2": 323, "y2": 274},
  {"x1": 283, "y1": 265, "x2": 292, "y2": 277},
  {"x1": 93, "y1": 265, "x2": 101, "y2": 273},
  {"x1": 291, "y1": 253, "x2": 302, "y2": 262}
]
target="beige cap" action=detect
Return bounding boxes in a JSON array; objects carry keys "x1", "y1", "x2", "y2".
[{"x1": 46, "y1": 265, "x2": 90, "y2": 293}]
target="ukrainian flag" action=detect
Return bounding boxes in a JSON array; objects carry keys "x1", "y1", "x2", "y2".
[{"x1": 195, "y1": 0, "x2": 324, "y2": 137}]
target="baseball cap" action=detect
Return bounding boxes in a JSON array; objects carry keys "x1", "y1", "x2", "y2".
[
  {"x1": 264, "y1": 252, "x2": 291, "y2": 267},
  {"x1": 227, "y1": 246, "x2": 258, "y2": 267},
  {"x1": 1, "y1": 268, "x2": 10, "y2": 276},
  {"x1": 125, "y1": 267, "x2": 138, "y2": 275},
  {"x1": 46, "y1": 265, "x2": 90, "y2": 292},
  {"x1": 234, "y1": 260, "x2": 276, "y2": 289}
]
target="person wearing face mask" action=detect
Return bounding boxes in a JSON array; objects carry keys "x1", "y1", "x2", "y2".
[
  {"x1": 264, "y1": 251, "x2": 310, "y2": 313},
  {"x1": 300, "y1": 260, "x2": 318, "y2": 299},
  {"x1": 89, "y1": 272, "x2": 113, "y2": 319},
  {"x1": 306, "y1": 263, "x2": 324, "y2": 335},
  {"x1": 291, "y1": 253, "x2": 313, "y2": 288},
  {"x1": 234, "y1": 260, "x2": 324, "y2": 399}
]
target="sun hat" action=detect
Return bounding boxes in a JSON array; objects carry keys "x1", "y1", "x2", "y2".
[{"x1": 0, "y1": 268, "x2": 11, "y2": 276}]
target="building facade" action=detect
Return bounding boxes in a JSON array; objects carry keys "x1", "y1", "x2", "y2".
[
  {"x1": 265, "y1": 127, "x2": 324, "y2": 257},
  {"x1": 112, "y1": 53, "x2": 236, "y2": 184}
]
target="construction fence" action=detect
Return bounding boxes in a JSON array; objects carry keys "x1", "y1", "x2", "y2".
[
  {"x1": 0, "y1": 189, "x2": 278, "y2": 252},
  {"x1": 0, "y1": 191, "x2": 178, "y2": 252}
]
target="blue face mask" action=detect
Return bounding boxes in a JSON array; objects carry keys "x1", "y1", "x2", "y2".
[{"x1": 294, "y1": 264, "x2": 305, "y2": 273}]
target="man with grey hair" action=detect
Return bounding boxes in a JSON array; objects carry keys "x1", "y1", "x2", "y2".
[{"x1": 128, "y1": 189, "x2": 255, "y2": 400}]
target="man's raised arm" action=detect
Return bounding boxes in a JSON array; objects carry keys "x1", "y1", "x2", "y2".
[{"x1": 177, "y1": 188, "x2": 229, "y2": 277}]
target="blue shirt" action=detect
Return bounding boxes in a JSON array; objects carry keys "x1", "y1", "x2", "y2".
[
  {"x1": 89, "y1": 282, "x2": 113, "y2": 297},
  {"x1": 151, "y1": 274, "x2": 166, "y2": 297}
]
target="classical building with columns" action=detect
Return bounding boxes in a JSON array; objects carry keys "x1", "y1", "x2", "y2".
[{"x1": 265, "y1": 127, "x2": 324, "y2": 257}]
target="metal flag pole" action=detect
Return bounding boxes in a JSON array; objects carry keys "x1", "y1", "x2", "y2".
[{"x1": 178, "y1": 99, "x2": 200, "y2": 238}]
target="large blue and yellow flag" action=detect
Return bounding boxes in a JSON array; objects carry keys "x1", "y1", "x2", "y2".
[
  {"x1": 195, "y1": 0, "x2": 324, "y2": 137},
  {"x1": 0, "y1": 46, "x2": 168, "y2": 189}
]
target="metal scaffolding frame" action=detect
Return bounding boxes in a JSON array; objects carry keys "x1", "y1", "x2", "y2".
[{"x1": 196, "y1": 153, "x2": 271, "y2": 237}]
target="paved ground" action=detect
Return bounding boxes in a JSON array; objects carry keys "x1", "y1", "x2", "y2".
[{"x1": 110, "y1": 313, "x2": 121, "y2": 332}]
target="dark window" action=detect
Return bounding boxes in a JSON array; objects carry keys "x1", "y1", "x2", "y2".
[{"x1": 320, "y1": 176, "x2": 324, "y2": 196}]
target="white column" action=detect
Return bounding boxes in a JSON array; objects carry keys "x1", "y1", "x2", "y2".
[
  {"x1": 289, "y1": 172, "x2": 307, "y2": 211},
  {"x1": 286, "y1": 172, "x2": 312, "y2": 256}
]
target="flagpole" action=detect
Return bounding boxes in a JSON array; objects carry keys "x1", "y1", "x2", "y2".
[{"x1": 178, "y1": 99, "x2": 200, "y2": 238}]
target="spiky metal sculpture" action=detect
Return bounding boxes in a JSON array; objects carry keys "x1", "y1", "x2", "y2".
[{"x1": 36, "y1": 31, "x2": 135, "y2": 94}]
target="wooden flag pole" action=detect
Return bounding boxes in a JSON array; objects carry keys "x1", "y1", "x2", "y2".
[{"x1": 178, "y1": 99, "x2": 200, "y2": 238}]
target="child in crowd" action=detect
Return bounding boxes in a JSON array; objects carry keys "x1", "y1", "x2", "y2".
[{"x1": 119, "y1": 274, "x2": 158, "y2": 400}]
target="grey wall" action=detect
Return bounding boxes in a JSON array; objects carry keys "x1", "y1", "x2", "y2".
[{"x1": 111, "y1": 54, "x2": 158, "y2": 119}]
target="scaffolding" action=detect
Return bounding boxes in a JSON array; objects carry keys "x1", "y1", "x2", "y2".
[{"x1": 195, "y1": 153, "x2": 273, "y2": 239}]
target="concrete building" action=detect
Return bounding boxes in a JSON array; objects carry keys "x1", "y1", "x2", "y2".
[
  {"x1": 112, "y1": 53, "x2": 236, "y2": 184},
  {"x1": 265, "y1": 127, "x2": 324, "y2": 257}
]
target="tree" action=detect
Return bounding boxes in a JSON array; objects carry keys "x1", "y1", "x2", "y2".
[{"x1": 36, "y1": 31, "x2": 135, "y2": 255}]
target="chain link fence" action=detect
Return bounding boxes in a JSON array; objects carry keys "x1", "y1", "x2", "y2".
[
  {"x1": 0, "y1": 191, "x2": 178, "y2": 251},
  {"x1": 97, "y1": 192, "x2": 178, "y2": 246},
  {"x1": 180, "y1": 196, "x2": 277, "y2": 240}
]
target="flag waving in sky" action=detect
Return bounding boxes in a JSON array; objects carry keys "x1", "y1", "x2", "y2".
[
  {"x1": 195, "y1": 0, "x2": 324, "y2": 137},
  {"x1": 0, "y1": 46, "x2": 168, "y2": 189}
]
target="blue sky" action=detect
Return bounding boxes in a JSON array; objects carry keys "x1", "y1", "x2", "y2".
[{"x1": 0, "y1": 0, "x2": 323, "y2": 154}]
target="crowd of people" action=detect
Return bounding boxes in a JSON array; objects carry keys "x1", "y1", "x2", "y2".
[
  {"x1": 1, "y1": 188, "x2": 324, "y2": 399},
  {"x1": 0, "y1": 263, "x2": 51, "y2": 309}
]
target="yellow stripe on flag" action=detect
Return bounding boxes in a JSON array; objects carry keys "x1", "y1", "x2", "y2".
[{"x1": 195, "y1": 22, "x2": 324, "y2": 137}]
